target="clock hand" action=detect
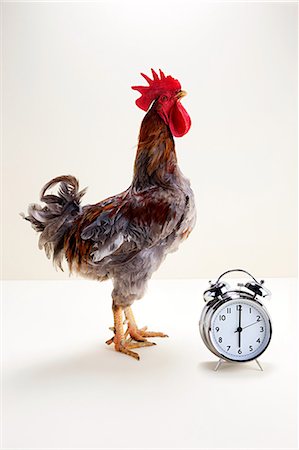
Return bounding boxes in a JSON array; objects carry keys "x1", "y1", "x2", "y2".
[
  {"x1": 238, "y1": 306, "x2": 242, "y2": 348},
  {"x1": 242, "y1": 321, "x2": 260, "y2": 330},
  {"x1": 234, "y1": 320, "x2": 260, "y2": 332}
]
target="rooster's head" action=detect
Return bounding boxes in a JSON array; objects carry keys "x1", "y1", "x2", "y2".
[{"x1": 132, "y1": 69, "x2": 191, "y2": 138}]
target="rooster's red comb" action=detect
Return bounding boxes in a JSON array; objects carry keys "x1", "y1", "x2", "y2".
[{"x1": 132, "y1": 69, "x2": 181, "y2": 111}]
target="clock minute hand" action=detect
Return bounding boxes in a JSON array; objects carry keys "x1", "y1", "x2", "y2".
[
  {"x1": 242, "y1": 321, "x2": 260, "y2": 330},
  {"x1": 234, "y1": 320, "x2": 259, "y2": 332}
]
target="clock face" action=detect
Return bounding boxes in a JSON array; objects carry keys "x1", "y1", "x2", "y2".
[{"x1": 209, "y1": 299, "x2": 272, "y2": 362}]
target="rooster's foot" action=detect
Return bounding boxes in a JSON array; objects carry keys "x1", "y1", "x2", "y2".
[
  {"x1": 124, "y1": 307, "x2": 168, "y2": 342},
  {"x1": 106, "y1": 304, "x2": 167, "y2": 360},
  {"x1": 126, "y1": 340, "x2": 156, "y2": 349},
  {"x1": 106, "y1": 332, "x2": 156, "y2": 356},
  {"x1": 105, "y1": 334, "x2": 140, "y2": 360},
  {"x1": 116, "y1": 340, "x2": 140, "y2": 360},
  {"x1": 127, "y1": 324, "x2": 168, "y2": 342}
]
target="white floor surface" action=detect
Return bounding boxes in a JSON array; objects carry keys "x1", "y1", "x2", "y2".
[{"x1": 2, "y1": 278, "x2": 298, "y2": 449}]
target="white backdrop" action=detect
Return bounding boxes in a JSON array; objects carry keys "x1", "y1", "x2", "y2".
[{"x1": 2, "y1": 1, "x2": 298, "y2": 280}]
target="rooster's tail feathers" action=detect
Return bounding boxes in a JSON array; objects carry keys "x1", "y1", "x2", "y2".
[{"x1": 22, "y1": 175, "x2": 87, "y2": 270}]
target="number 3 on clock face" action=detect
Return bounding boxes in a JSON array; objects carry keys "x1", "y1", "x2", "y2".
[{"x1": 209, "y1": 299, "x2": 272, "y2": 362}]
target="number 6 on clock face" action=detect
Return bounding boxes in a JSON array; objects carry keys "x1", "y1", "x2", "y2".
[{"x1": 209, "y1": 299, "x2": 272, "y2": 362}]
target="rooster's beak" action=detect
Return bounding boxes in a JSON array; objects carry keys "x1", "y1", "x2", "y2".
[{"x1": 176, "y1": 90, "x2": 187, "y2": 100}]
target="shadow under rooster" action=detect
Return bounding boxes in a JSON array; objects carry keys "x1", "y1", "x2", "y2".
[{"x1": 23, "y1": 69, "x2": 196, "y2": 360}]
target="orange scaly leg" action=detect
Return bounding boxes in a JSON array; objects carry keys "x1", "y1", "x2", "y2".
[
  {"x1": 105, "y1": 305, "x2": 155, "y2": 360},
  {"x1": 124, "y1": 306, "x2": 169, "y2": 342},
  {"x1": 105, "y1": 305, "x2": 138, "y2": 360}
]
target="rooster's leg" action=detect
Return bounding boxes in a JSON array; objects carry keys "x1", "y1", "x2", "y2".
[
  {"x1": 105, "y1": 304, "x2": 153, "y2": 360},
  {"x1": 124, "y1": 306, "x2": 169, "y2": 342}
]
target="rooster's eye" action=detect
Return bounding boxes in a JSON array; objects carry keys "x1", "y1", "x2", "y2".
[{"x1": 161, "y1": 95, "x2": 168, "y2": 102}]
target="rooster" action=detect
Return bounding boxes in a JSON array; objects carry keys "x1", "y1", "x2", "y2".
[{"x1": 23, "y1": 69, "x2": 196, "y2": 360}]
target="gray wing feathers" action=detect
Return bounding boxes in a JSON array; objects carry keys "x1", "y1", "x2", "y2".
[{"x1": 80, "y1": 192, "x2": 185, "y2": 264}]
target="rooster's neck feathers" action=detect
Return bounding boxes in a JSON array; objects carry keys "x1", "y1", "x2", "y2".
[{"x1": 132, "y1": 107, "x2": 178, "y2": 191}]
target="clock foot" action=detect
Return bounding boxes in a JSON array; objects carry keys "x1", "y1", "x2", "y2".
[
  {"x1": 214, "y1": 359, "x2": 224, "y2": 371},
  {"x1": 255, "y1": 359, "x2": 263, "y2": 371},
  {"x1": 213, "y1": 358, "x2": 264, "y2": 371}
]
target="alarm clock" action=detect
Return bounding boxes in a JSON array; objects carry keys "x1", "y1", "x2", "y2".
[{"x1": 199, "y1": 269, "x2": 272, "y2": 370}]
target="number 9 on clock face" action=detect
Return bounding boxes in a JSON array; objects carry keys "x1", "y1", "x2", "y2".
[{"x1": 204, "y1": 299, "x2": 272, "y2": 362}]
